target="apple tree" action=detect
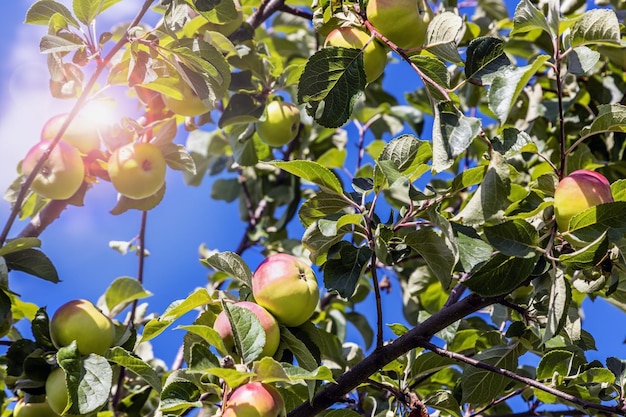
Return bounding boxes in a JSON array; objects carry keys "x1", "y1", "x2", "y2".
[{"x1": 1, "y1": 0, "x2": 626, "y2": 416}]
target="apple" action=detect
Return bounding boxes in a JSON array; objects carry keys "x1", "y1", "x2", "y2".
[
  {"x1": 252, "y1": 254, "x2": 319, "y2": 327},
  {"x1": 14, "y1": 398, "x2": 60, "y2": 417},
  {"x1": 22, "y1": 140, "x2": 85, "y2": 200},
  {"x1": 256, "y1": 100, "x2": 301, "y2": 147},
  {"x1": 41, "y1": 113, "x2": 101, "y2": 154},
  {"x1": 213, "y1": 301, "x2": 280, "y2": 359},
  {"x1": 554, "y1": 169, "x2": 614, "y2": 231},
  {"x1": 45, "y1": 368, "x2": 70, "y2": 416},
  {"x1": 107, "y1": 142, "x2": 167, "y2": 200},
  {"x1": 162, "y1": 79, "x2": 210, "y2": 117},
  {"x1": 222, "y1": 382, "x2": 286, "y2": 417},
  {"x1": 49, "y1": 299, "x2": 115, "y2": 356},
  {"x1": 366, "y1": 0, "x2": 433, "y2": 50},
  {"x1": 324, "y1": 26, "x2": 387, "y2": 83}
]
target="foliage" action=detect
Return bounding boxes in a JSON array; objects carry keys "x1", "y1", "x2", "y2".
[{"x1": 1, "y1": 0, "x2": 626, "y2": 416}]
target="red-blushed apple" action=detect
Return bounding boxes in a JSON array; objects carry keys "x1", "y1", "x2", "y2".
[
  {"x1": 554, "y1": 169, "x2": 614, "y2": 231},
  {"x1": 324, "y1": 26, "x2": 387, "y2": 83},
  {"x1": 45, "y1": 368, "x2": 70, "y2": 416},
  {"x1": 49, "y1": 299, "x2": 115, "y2": 356},
  {"x1": 162, "y1": 79, "x2": 210, "y2": 117},
  {"x1": 22, "y1": 140, "x2": 85, "y2": 200},
  {"x1": 252, "y1": 254, "x2": 319, "y2": 327},
  {"x1": 213, "y1": 301, "x2": 280, "y2": 359},
  {"x1": 222, "y1": 382, "x2": 286, "y2": 417},
  {"x1": 366, "y1": 0, "x2": 433, "y2": 50},
  {"x1": 41, "y1": 113, "x2": 101, "y2": 154},
  {"x1": 14, "y1": 398, "x2": 60, "y2": 417},
  {"x1": 107, "y1": 142, "x2": 167, "y2": 200},
  {"x1": 256, "y1": 100, "x2": 301, "y2": 147}
]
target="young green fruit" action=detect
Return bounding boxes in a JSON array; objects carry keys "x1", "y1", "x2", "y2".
[
  {"x1": 213, "y1": 301, "x2": 280, "y2": 359},
  {"x1": 14, "y1": 398, "x2": 60, "y2": 417},
  {"x1": 324, "y1": 26, "x2": 387, "y2": 83},
  {"x1": 252, "y1": 254, "x2": 319, "y2": 327},
  {"x1": 45, "y1": 368, "x2": 70, "y2": 416},
  {"x1": 222, "y1": 382, "x2": 286, "y2": 417},
  {"x1": 162, "y1": 79, "x2": 210, "y2": 117},
  {"x1": 49, "y1": 299, "x2": 115, "y2": 356},
  {"x1": 366, "y1": 0, "x2": 433, "y2": 50},
  {"x1": 41, "y1": 113, "x2": 101, "y2": 154},
  {"x1": 107, "y1": 142, "x2": 167, "y2": 200},
  {"x1": 22, "y1": 140, "x2": 85, "y2": 200},
  {"x1": 554, "y1": 169, "x2": 614, "y2": 231},
  {"x1": 256, "y1": 101, "x2": 301, "y2": 147}
]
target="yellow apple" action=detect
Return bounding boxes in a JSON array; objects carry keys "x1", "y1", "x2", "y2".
[
  {"x1": 222, "y1": 382, "x2": 286, "y2": 417},
  {"x1": 21, "y1": 140, "x2": 85, "y2": 200},
  {"x1": 324, "y1": 26, "x2": 387, "y2": 83},
  {"x1": 256, "y1": 100, "x2": 301, "y2": 147},
  {"x1": 162, "y1": 79, "x2": 210, "y2": 117},
  {"x1": 41, "y1": 113, "x2": 101, "y2": 154},
  {"x1": 49, "y1": 299, "x2": 115, "y2": 356},
  {"x1": 107, "y1": 142, "x2": 167, "y2": 200},
  {"x1": 14, "y1": 398, "x2": 60, "y2": 417},
  {"x1": 554, "y1": 169, "x2": 614, "y2": 231},
  {"x1": 252, "y1": 254, "x2": 319, "y2": 327},
  {"x1": 366, "y1": 0, "x2": 433, "y2": 50}
]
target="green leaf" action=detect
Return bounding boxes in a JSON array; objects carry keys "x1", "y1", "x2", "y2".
[
  {"x1": 404, "y1": 229, "x2": 457, "y2": 290},
  {"x1": 201, "y1": 251, "x2": 252, "y2": 287},
  {"x1": 492, "y1": 128, "x2": 535, "y2": 157},
  {"x1": 39, "y1": 34, "x2": 84, "y2": 54},
  {"x1": 461, "y1": 344, "x2": 521, "y2": 404},
  {"x1": 223, "y1": 303, "x2": 265, "y2": 364},
  {"x1": 186, "y1": 0, "x2": 238, "y2": 23},
  {"x1": 483, "y1": 219, "x2": 539, "y2": 258},
  {"x1": 568, "y1": 202, "x2": 626, "y2": 243},
  {"x1": 219, "y1": 93, "x2": 264, "y2": 128},
  {"x1": 160, "y1": 371, "x2": 202, "y2": 413},
  {"x1": 31, "y1": 307, "x2": 55, "y2": 351},
  {"x1": 432, "y1": 101, "x2": 482, "y2": 172},
  {"x1": 464, "y1": 37, "x2": 510, "y2": 86},
  {"x1": 568, "y1": 46, "x2": 600, "y2": 75},
  {"x1": 323, "y1": 242, "x2": 372, "y2": 299},
  {"x1": 281, "y1": 327, "x2": 319, "y2": 400},
  {"x1": 251, "y1": 357, "x2": 290, "y2": 382},
  {"x1": 302, "y1": 221, "x2": 352, "y2": 265},
  {"x1": 0, "y1": 237, "x2": 41, "y2": 256},
  {"x1": 203, "y1": 367, "x2": 252, "y2": 388},
  {"x1": 73, "y1": 0, "x2": 103, "y2": 24},
  {"x1": 104, "y1": 277, "x2": 153, "y2": 317},
  {"x1": 105, "y1": 347, "x2": 162, "y2": 393},
  {"x1": 4, "y1": 248, "x2": 59, "y2": 283},
  {"x1": 464, "y1": 253, "x2": 538, "y2": 296},
  {"x1": 580, "y1": 104, "x2": 626, "y2": 139},
  {"x1": 425, "y1": 11, "x2": 464, "y2": 64},
  {"x1": 543, "y1": 268, "x2": 571, "y2": 344},
  {"x1": 25, "y1": 0, "x2": 79, "y2": 27},
  {"x1": 297, "y1": 47, "x2": 366, "y2": 128},
  {"x1": 607, "y1": 357, "x2": 626, "y2": 393},
  {"x1": 410, "y1": 55, "x2": 453, "y2": 101},
  {"x1": 559, "y1": 232, "x2": 608, "y2": 270},
  {"x1": 177, "y1": 324, "x2": 228, "y2": 356},
  {"x1": 299, "y1": 192, "x2": 354, "y2": 228},
  {"x1": 412, "y1": 351, "x2": 458, "y2": 377},
  {"x1": 345, "y1": 312, "x2": 374, "y2": 350},
  {"x1": 281, "y1": 363, "x2": 335, "y2": 383},
  {"x1": 423, "y1": 390, "x2": 462, "y2": 417},
  {"x1": 570, "y1": 8, "x2": 621, "y2": 47},
  {"x1": 109, "y1": 183, "x2": 165, "y2": 215},
  {"x1": 536, "y1": 349, "x2": 583, "y2": 380},
  {"x1": 270, "y1": 160, "x2": 344, "y2": 196},
  {"x1": 510, "y1": 0, "x2": 553, "y2": 37},
  {"x1": 375, "y1": 134, "x2": 432, "y2": 188},
  {"x1": 455, "y1": 224, "x2": 494, "y2": 272}
]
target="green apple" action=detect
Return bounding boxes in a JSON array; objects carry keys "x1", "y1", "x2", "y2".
[
  {"x1": 107, "y1": 142, "x2": 167, "y2": 200},
  {"x1": 222, "y1": 382, "x2": 286, "y2": 417},
  {"x1": 213, "y1": 301, "x2": 280, "y2": 359},
  {"x1": 252, "y1": 254, "x2": 319, "y2": 327},
  {"x1": 554, "y1": 169, "x2": 614, "y2": 231},
  {"x1": 366, "y1": 0, "x2": 433, "y2": 50},
  {"x1": 45, "y1": 368, "x2": 70, "y2": 416},
  {"x1": 14, "y1": 398, "x2": 60, "y2": 417},
  {"x1": 41, "y1": 113, "x2": 101, "y2": 154},
  {"x1": 49, "y1": 299, "x2": 115, "y2": 356},
  {"x1": 162, "y1": 79, "x2": 210, "y2": 117},
  {"x1": 22, "y1": 140, "x2": 85, "y2": 200},
  {"x1": 324, "y1": 26, "x2": 387, "y2": 83},
  {"x1": 256, "y1": 100, "x2": 301, "y2": 147}
]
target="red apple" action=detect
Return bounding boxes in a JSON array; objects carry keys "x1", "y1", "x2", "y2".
[
  {"x1": 21, "y1": 140, "x2": 85, "y2": 200},
  {"x1": 41, "y1": 113, "x2": 101, "y2": 154},
  {"x1": 49, "y1": 299, "x2": 115, "y2": 356},
  {"x1": 213, "y1": 301, "x2": 280, "y2": 359},
  {"x1": 252, "y1": 254, "x2": 319, "y2": 327},
  {"x1": 107, "y1": 142, "x2": 167, "y2": 200},
  {"x1": 324, "y1": 26, "x2": 387, "y2": 83},
  {"x1": 554, "y1": 169, "x2": 614, "y2": 231},
  {"x1": 222, "y1": 382, "x2": 286, "y2": 417}
]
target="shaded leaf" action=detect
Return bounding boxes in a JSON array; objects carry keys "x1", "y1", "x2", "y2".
[
  {"x1": 201, "y1": 251, "x2": 252, "y2": 288},
  {"x1": 464, "y1": 37, "x2": 510, "y2": 85},
  {"x1": 432, "y1": 101, "x2": 481, "y2": 172},
  {"x1": 4, "y1": 248, "x2": 59, "y2": 283},
  {"x1": 483, "y1": 219, "x2": 539, "y2": 258},
  {"x1": 543, "y1": 268, "x2": 571, "y2": 344},
  {"x1": 323, "y1": 241, "x2": 372, "y2": 299},
  {"x1": 464, "y1": 253, "x2": 537, "y2": 296}
]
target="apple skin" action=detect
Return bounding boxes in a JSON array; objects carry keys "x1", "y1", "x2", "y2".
[
  {"x1": 324, "y1": 26, "x2": 387, "y2": 83},
  {"x1": 41, "y1": 113, "x2": 101, "y2": 154},
  {"x1": 49, "y1": 299, "x2": 115, "y2": 356},
  {"x1": 22, "y1": 140, "x2": 85, "y2": 200},
  {"x1": 554, "y1": 169, "x2": 614, "y2": 231},
  {"x1": 222, "y1": 382, "x2": 286, "y2": 417},
  {"x1": 107, "y1": 142, "x2": 167, "y2": 200},
  {"x1": 45, "y1": 368, "x2": 72, "y2": 416},
  {"x1": 256, "y1": 101, "x2": 301, "y2": 147},
  {"x1": 213, "y1": 301, "x2": 280, "y2": 359},
  {"x1": 162, "y1": 79, "x2": 210, "y2": 117},
  {"x1": 14, "y1": 398, "x2": 60, "y2": 417},
  {"x1": 366, "y1": 0, "x2": 433, "y2": 50},
  {"x1": 252, "y1": 254, "x2": 319, "y2": 327}
]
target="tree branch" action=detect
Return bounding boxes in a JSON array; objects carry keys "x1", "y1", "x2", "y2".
[{"x1": 17, "y1": 200, "x2": 69, "y2": 238}]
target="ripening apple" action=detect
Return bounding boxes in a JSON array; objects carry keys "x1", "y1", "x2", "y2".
[
  {"x1": 107, "y1": 142, "x2": 167, "y2": 200},
  {"x1": 252, "y1": 254, "x2": 319, "y2": 327},
  {"x1": 256, "y1": 100, "x2": 301, "y2": 147},
  {"x1": 324, "y1": 26, "x2": 387, "y2": 83},
  {"x1": 22, "y1": 140, "x2": 85, "y2": 200},
  {"x1": 222, "y1": 382, "x2": 286, "y2": 417},
  {"x1": 41, "y1": 113, "x2": 101, "y2": 154},
  {"x1": 366, "y1": 0, "x2": 433, "y2": 50},
  {"x1": 14, "y1": 398, "x2": 60, "y2": 417},
  {"x1": 162, "y1": 79, "x2": 210, "y2": 117},
  {"x1": 49, "y1": 299, "x2": 115, "y2": 356},
  {"x1": 213, "y1": 301, "x2": 280, "y2": 359},
  {"x1": 45, "y1": 368, "x2": 70, "y2": 416},
  {"x1": 554, "y1": 169, "x2": 614, "y2": 231}
]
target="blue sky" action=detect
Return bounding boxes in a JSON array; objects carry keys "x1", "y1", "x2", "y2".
[{"x1": 1, "y1": 0, "x2": 624, "y2": 380}]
